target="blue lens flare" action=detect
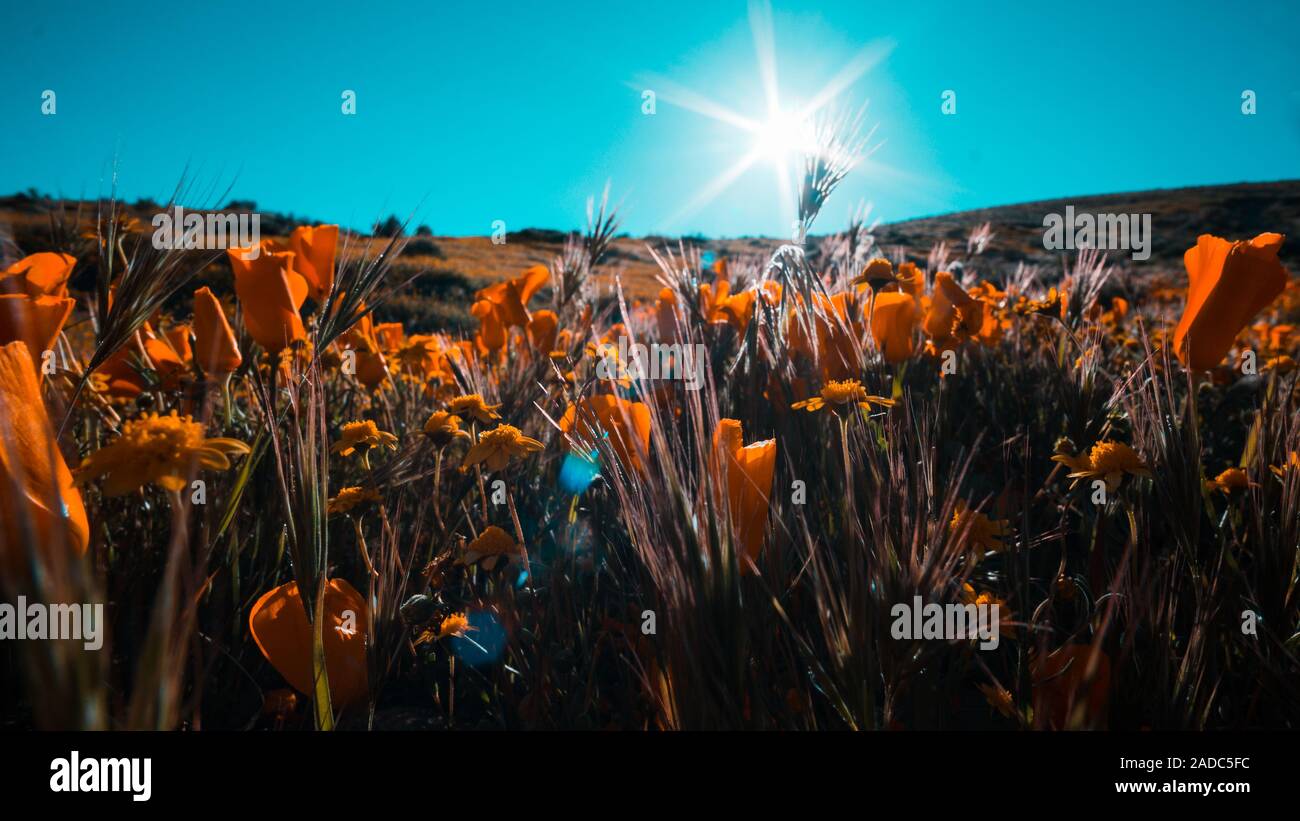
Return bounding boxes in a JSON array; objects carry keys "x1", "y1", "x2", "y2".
[
  {"x1": 558, "y1": 448, "x2": 600, "y2": 495},
  {"x1": 450, "y1": 609, "x2": 506, "y2": 666}
]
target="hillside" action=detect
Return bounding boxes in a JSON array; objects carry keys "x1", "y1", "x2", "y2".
[{"x1": 2, "y1": 179, "x2": 1297, "y2": 333}]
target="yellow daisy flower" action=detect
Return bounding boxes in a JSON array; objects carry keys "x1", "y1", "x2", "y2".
[
  {"x1": 327, "y1": 486, "x2": 382, "y2": 516},
  {"x1": 1051, "y1": 440, "x2": 1150, "y2": 491},
  {"x1": 951, "y1": 499, "x2": 1009, "y2": 554},
  {"x1": 458, "y1": 525, "x2": 523, "y2": 570},
  {"x1": 447, "y1": 393, "x2": 502, "y2": 425},
  {"x1": 75, "y1": 411, "x2": 250, "y2": 496},
  {"x1": 790, "y1": 379, "x2": 894, "y2": 414},
  {"x1": 414, "y1": 611, "x2": 475, "y2": 646},
  {"x1": 462, "y1": 423, "x2": 544, "y2": 471},
  {"x1": 423, "y1": 410, "x2": 469, "y2": 447},
  {"x1": 331, "y1": 420, "x2": 399, "y2": 469},
  {"x1": 1205, "y1": 467, "x2": 1251, "y2": 494}
]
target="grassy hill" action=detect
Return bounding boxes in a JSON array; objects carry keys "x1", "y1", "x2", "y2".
[{"x1": 3, "y1": 179, "x2": 1297, "y2": 333}]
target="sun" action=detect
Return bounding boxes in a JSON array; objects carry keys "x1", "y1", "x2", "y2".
[
  {"x1": 634, "y1": 0, "x2": 895, "y2": 231},
  {"x1": 753, "y1": 108, "x2": 817, "y2": 165}
]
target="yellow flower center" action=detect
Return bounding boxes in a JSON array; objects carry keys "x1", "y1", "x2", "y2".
[
  {"x1": 1088, "y1": 441, "x2": 1143, "y2": 473},
  {"x1": 479, "y1": 424, "x2": 525, "y2": 447},
  {"x1": 340, "y1": 420, "x2": 382, "y2": 446},
  {"x1": 821, "y1": 379, "x2": 866, "y2": 405},
  {"x1": 470, "y1": 525, "x2": 517, "y2": 555},
  {"x1": 120, "y1": 412, "x2": 210, "y2": 458}
]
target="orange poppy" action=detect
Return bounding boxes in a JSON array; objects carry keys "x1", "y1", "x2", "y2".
[
  {"x1": 0, "y1": 340, "x2": 90, "y2": 574},
  {"x1": 227, "y1": 246, "x2": 307, "y2": 353},
  {"x1": 248, "y1": 578, "x2": 369, "y2": 708},
  {"x1": 871, "y1": 291, "x2": 918, "y2": 363},
  {"x1": 699, "y1": 280, "x2": 731, "y2": 324},
  {"x1": 528, "y1": 309, "x2": 559, "y2": 353},
  {"x1": 1173, "y1": 233, "x2": 1289, "y2": 370},
  {"x1": 192, "y1": 286, "x2": 242, "y2": 375},
  {"x1": 1, "y1": 252, "x2": 77, "y2": 297},
  {"x1": 476, "y1": 264, "x2": 549, "y2": 330},
  {"x1": 471, "y1": 298, "x2": 508, "y2": 352},
  {"x1": 712, "y1": 419, "x2": 777, "y2": 571},
  {"x1": 716, "y1": 288, "x2": 757, "y2": 335},
  {"x1": 94, "y1": 331, "x2": 155, "y2": 399},
  {"x1": 373, "y1": 322, "x2": 405, "y2": 353},
  {"x1": 286, "y1": 224, "x2": 339, "y2": 303},
  {"x1": 821, "y1": 292, "x2": 867, "y2": 379},
  {"x1": 559, "y1": 394, "x2": 651, "y2": 474},
  {"x1": 339, "y1": 313, "x2": 389, "y2": 390},
  {"x1": 787, "y1": 292, "x2": 866, "y2": 379},
  {"x1": 141, "y1": 323, "x2": 191, "y2": 389},
  {"x1": 0, "y1": 293, "x2": 75, "y2": 371},
  {"x1": 889, "y1": 261, "x2": 924, "y2": 299},
  {"x1": 924, "y1": 271, "x2": 980, "y2": 342}
]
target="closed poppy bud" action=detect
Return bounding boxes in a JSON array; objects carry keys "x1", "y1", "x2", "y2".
[
  {"x1": 193, "y1": 286, "x2": 242, "y2": 375},
  {"x1": 871, "y1": 292, "x2": 918, "y2": 363},
  {"x1": 0, "y1": 294, "x2": 75, "y2": 373},
  {"x1": 287, "y1": 224, "x2": 339, "y2": 303},
  {"x1": 712, "y1": 419, "x2": 777, "y2": 571},
  {"x1": 0, "y1": 340, "x2": 90, "y2": 575},
  {"x1": 528, "y1": 310, "x2": 559, "y2": 353},
  {"x1": 1173, "y1": 233, "x2": 1288, "y2": 371},
  {"x1": 354, "y1": 348, "x2": 388, "y2": 390},
  {"x1": 248, "y1": 578, "x2": 369, "y2": 709},
  {"x1": 2, "y1": 252, "x2": 77, "y2": 298},
  {"x1": 227, "y1": 247, "x2": 307, "y2": 353}
]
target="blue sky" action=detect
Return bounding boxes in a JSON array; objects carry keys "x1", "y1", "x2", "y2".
[{"x1": 2, "y1": 0, "x2": 1297, "y2": 237}]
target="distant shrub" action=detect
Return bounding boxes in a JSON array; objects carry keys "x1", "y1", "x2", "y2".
[
  {"x1": 373, "y1": 215, "x2": 405, "y2": 238},
  {"x1": 404, "y1": 236, "x2": 443, "y2": 258}
]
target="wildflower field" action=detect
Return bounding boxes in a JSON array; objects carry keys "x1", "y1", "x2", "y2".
[{"x1": 2, "y1": 171, "x2": 1298, "y2": 734}]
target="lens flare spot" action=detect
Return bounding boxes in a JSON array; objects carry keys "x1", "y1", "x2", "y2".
[{"x1": 558, "y1": 448, "x2": 600, "y2": 495}]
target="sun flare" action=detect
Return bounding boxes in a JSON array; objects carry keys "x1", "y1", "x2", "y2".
[
  {"x1": 636, "y1": 1, "x2": 894, "y2": 230},
  {"x1": 753, "y1": 108, "x2": 816, "y2": 165}
]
